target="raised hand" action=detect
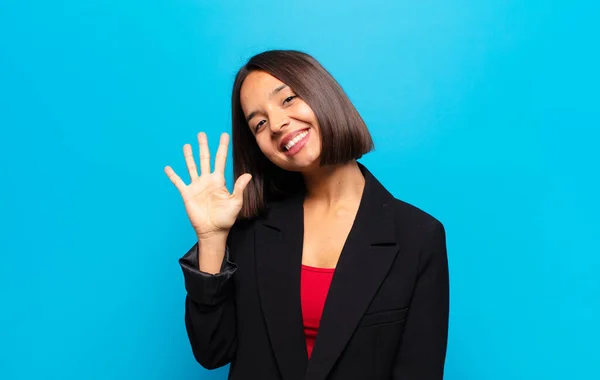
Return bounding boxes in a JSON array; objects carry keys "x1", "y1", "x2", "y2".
[{"x1": 164, "y1": 132, "x2": 252, "y2": 240}]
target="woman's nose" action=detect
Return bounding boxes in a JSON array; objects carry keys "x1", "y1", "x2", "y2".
[{"x1": 269, "y1": 114, "x2": 290, "y2": 134}]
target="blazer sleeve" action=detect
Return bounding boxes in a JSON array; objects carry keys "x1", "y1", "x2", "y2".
[
  {"x1": 392, "y1": 220, "x2": 450, "y2": 379},
  {"x1": 179, "y1": 242, "x2": 238, "y2": 370}
]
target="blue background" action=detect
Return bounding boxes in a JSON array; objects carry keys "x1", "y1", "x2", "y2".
[{"x1": 1, "y1": 1, "x2": 598, "y2": 379}]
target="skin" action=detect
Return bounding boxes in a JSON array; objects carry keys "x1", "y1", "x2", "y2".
[
  {"x1": 240, "y1": 70, "x2": 323, "y2": 173},
  {"x1": 165, "y1": 70, "x2": 365, "y2": 272}
]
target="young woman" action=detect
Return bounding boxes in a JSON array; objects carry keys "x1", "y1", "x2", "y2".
[{"x1": 165, "y1": 50, "x2": 449, "y2": 380}]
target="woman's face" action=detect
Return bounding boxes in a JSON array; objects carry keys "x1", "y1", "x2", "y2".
[{"x1": 240, "y1": 70, "x2": 322, "y2": 173}]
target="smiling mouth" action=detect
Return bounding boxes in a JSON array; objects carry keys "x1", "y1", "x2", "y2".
[{"x1": 283, "y1": 129, "x2": 309, "y2": 151}]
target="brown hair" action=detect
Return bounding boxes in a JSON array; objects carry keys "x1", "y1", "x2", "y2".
[{"x1": 231, "y1": 50, "x2": 374, "y2": 219}]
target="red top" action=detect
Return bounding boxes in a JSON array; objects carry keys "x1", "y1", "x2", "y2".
[{"x1": 300, "y1": 264, "x2": 335, "y2": 359}]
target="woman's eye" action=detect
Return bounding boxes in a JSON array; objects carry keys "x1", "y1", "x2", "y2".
[
  {"x1": 283, "y1": 95, "x2": 297, "y2": 104},
  {"x1": 255, "y1": 120, "x2": 266, "y2": 132}
]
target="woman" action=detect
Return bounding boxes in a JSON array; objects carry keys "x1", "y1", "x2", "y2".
[{"x1": 165, "y1": 50, "x2": 449, "y2": 380}]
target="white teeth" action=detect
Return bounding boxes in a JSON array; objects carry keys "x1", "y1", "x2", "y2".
[{"x1": 284, "y1": 130, "x2": 308, "y2": 150}]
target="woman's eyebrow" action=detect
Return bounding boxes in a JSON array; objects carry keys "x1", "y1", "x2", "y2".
[
  {"x1": 246, "y1": 85, "x2": 289, "y2": 122},
  {"x1": 271, "y1": 84, "x2": 287, "y2": 97},
  {"x1": 246, "y1": 111, "x2": 258, "y2": 123}
]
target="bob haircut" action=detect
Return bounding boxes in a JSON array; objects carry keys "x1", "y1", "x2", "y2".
[{"x1": 231, "y1": 50, "x2": 374, "y2": 219}]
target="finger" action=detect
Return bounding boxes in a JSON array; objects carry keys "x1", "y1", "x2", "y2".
[
  {"x1": 197, "y1": 132, "x2": 211, "y2": 175},
  {"x1": 183, "y1": 144, "x2": 199, "y2": 180},
  {"x1": 213, "y1": 133, "x2": 230, "y2": 174},
  {"x1": 232, "y1": 173, "x2": 252, "y2": 201},
  {"x1": 164, "y1": 166, "x2": 187, "y2": 193}
]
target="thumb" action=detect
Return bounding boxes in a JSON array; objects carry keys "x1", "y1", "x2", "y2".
[{"x1": 232, "y1": 173, "x2": 252, "y2": 201}]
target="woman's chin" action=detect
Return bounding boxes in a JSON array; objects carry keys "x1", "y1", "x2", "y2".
[
  {"x1": 269, "y1": 147, "x2": 321, "y2": 173},
  {"x1": 288, "y1": 157, "x2": 322, "y2": 173}
]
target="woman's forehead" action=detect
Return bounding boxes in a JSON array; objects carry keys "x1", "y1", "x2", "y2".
[
  {"x1": 240, "y1": 71, "x2": 290, "y2": 109},
  {"x1": 242, "y1": 71, "x2": 286, "y2": 94}
]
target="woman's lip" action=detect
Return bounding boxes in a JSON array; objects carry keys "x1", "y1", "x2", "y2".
[
  {"x1": 282, "y1": 128, "x2": 310, "y2": 156},
  {"x1": 280, "y1": 128, "x2": 310, "y2": 151}
]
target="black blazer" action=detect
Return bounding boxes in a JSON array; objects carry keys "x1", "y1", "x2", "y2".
[{"x1": 179, "y1": 163, "x2": 449, "y2": 380}]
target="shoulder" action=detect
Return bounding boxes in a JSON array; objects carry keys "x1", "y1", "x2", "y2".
[
  {"x1": 228, "y1": 217, "x2": 255, "y2": 240},
  {"x1": 391, "y1": 197, "x2": 442, "y2": 227},
  {"x1": 360, "y1": 162, "x2": 444, "y2": 240},
  {"x1": 390, "y1": 197, "x2": 445, "y2": 245},
  {"x1": 226, "y1": 218, "x2": 256, "y2": 252},
  {"x1": 387, "y1": 198, "x2": 448, "y2": 280}
]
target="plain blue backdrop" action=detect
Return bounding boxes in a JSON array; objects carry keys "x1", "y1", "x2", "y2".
[{"x1": 1, "y1": 1, "x2": 598, "y2": 379}]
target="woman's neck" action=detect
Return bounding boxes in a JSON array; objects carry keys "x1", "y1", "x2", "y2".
[{"x1": 302, "y1": 160, "x2": 365, "y2": 208}]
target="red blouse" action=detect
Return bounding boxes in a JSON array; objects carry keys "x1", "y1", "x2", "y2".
[{"x1": 300, "y1": 264, "x2": 335, "y2": 359}]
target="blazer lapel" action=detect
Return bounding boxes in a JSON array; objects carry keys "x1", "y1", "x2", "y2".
[
  {"x1": 304, "y1": 163, "x2": 399, "y2": 380},
  {"x1": 255, "y1": 191, "x2": 309, "y2": 380}
]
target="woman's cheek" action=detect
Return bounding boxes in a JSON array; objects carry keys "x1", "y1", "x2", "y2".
[{"x1": 295, "y1": 102, "x2": 317, "y2": 121}]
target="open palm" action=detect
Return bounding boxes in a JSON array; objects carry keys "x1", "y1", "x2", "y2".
[{"x1": 164, "y1": 132, "x2": 252, "y2": 238}]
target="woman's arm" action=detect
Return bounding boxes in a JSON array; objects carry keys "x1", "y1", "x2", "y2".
[
  {"x1": 392, "y1": 220, "x2": 450, "y2": 379},
  {"x1": 179, "y1": 236, "x2": 238, "y2": 370}
]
